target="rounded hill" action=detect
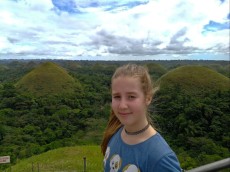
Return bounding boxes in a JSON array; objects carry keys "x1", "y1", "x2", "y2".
[
  {"x1": 157, "y1": 65, "x2": 230, "y2": 95},
  {"x1": 0, "y1": 64, "x2": 8, "y2": 71},
  {"x1": 145, "y1": 63, "x2": 167, "y2": 80},
  {"x1": 16, "y1": 62, "x2": 81, "y2": 96}
]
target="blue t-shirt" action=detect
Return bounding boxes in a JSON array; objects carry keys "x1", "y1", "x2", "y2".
[{"x1": 103, "y1": 127, "x2": 181, "y2": 172}]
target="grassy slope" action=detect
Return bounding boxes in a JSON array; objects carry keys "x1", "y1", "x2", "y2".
[
  {"x1": 158, "y1": 65, "x2": 230, "y2": 94},
  {"x1": 6, "y1": 146, "x2": 103, "y2": 172},
  {"x1": 16, "y1": 62, "x2": 80, "y2": 96}
]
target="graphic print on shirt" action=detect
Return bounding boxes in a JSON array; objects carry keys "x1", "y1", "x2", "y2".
[
  {"x1": 123, "y1": 164, "x2": 140, "y2": 172},
  {"x1": 104, "y1": 147, "x2": 110, "y2": 167},
  {"x1": 110, "y1": 154, "x2": 122, "y2": 172}
]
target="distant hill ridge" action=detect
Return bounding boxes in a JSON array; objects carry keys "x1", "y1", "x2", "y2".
[
  {"x1": 158, "y1": 65, "x2": 230, "y2": 94},
  {"x1": 16, "y1": 62, "x2": 81, "y2": 96}
]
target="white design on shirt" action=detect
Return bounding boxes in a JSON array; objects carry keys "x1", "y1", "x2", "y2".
[
  {"x1": 104, "y1": 147, "x2": 110, "y2": 167},
  {"x1": 123, "y1": 164, "x2": 140, "y2": 172},
  {"x1": 110, "y1": 154, "x2": 122, "y2": 172}
]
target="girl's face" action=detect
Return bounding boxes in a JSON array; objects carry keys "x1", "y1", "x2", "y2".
[{"x1": 111, "y1": 76, "x2": 151, "y2": 127}]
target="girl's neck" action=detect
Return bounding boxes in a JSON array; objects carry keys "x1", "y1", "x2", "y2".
[
  {"x1": 121, "y1": 125, "x2": 157, "y2": 145},
  {"x1": 124, "y1": 123, "x2": 150, "y2": 135},
  {"x1": 124, "y1": 119, "x2": 149, "y2": 133}
]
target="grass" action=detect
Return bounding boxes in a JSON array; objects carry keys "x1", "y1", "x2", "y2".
[{"x1": 4, "y1": 145, "x2": 103, "y2": 172}]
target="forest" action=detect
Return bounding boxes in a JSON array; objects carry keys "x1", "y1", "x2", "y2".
[{"x1": 0, "y1": 59, "x2": 229, "y2": 171}]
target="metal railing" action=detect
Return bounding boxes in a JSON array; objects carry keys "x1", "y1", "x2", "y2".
[{"x1": 185, "y1": 158, "x2": 230, "y2": 172}]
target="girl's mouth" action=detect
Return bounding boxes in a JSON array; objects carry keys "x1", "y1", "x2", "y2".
[{"x1": 119, "y1": 112, "x2": 131, "y2": 116}]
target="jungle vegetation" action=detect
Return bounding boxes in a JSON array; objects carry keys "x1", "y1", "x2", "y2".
[{"x1": 0, "y1": 59, "x2": 229, "y2": 171}]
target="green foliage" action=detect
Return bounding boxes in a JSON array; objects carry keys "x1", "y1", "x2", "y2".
[
  {"x1": 0, "y1": 60, "x2": 229, "y2": 171},
  {"x1": 0, "y1": 61, "x2": 112, "y2": 170},
  {"x1": 154, "y1": 65, "x2": 230, "y2": 170}
]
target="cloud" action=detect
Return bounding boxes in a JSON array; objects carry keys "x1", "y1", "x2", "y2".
[{"x1": 0, "y1": 0, "x2": 229, "y2": 60}]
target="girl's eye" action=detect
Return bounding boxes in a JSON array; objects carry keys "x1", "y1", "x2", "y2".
[
  {"x1": 128, "y1": 95, "x2": 136, "y2": 99},
  {"x1": 113, "y1": 96, "x2": 120, "y2": 99}
]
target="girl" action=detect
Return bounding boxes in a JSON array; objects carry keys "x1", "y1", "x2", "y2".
[{"x1": 101, "y1": 64, "x2": 181, "y2": 172}]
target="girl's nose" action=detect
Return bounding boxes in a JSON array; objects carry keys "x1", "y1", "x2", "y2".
[{"x1": 118, "y1": 98, "x2": 128, "y2": 109}]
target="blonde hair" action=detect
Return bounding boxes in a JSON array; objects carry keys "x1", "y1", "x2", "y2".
[{"x1": 101, "y1": 64, "x2": 158, "y2": 155}]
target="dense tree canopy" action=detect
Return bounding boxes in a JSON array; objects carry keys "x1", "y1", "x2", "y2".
[{"x1": 0, "y1": 60, "x2": 229, "y2": 170}]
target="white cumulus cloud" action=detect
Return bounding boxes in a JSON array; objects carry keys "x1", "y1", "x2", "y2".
[{"x1": 0, "y1": 0, "x2": 229, "y2": 60}]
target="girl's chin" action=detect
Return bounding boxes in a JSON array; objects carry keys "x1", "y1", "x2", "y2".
[
  {"x1": 116, "y1": 115, "x2": 135, "y2": 125},
  {"x1": 119, "y1": 119, "x2": 134, "y2": 126}
]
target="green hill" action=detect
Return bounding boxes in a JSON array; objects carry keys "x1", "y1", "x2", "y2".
[
  {"x1": 206, "y1": 64, "x2": 230, "y2": 78},
  {"x1": 145, "y1": 63, "x2": 167, "y2": 80},
  {"x1": 157, "y1": 65, "x2": 230, "y2": 95},
  {"x1": 15, "y1": 62, "x2": 81, "y2": 96},
  {"x1": 0, "y1": 64, "x2": 8, "y2": 71},
  {"x1": 5, "y1": 146, "x2": 103, "y2": 172}
]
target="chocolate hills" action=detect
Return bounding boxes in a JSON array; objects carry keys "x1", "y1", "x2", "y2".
[
  {"x1": 157, "y1": 65, "x2": 230, "y2": 95},
  {"x1": 16, "y1": 62, "x2": 81, "y2": 96},
  {"x1": 0, "y1": 64, "x2": 8, "y2": 71},
  {"x1": 145, "y1": 63, "x2": 167, "y2": 80}
]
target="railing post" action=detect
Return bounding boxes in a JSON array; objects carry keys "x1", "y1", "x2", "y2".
[
  {"x1": 83, "y1": 157, "x2": 86, "y2": 172},
  {"x1": 37, "y1": 162, "x2": 39, "y2": 172},
  {"x1": 32, "y1": 162, "x2": 34, "y2": 172}
]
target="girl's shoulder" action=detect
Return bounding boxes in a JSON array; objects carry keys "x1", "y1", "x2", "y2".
[
  {"x1": 146, "y1": 133, "x2": 181, "y2": 170},
  {"x1": 109, "y1": 127, "x2": 173, "y2": 155},
  {"x1": 110, "y1": 127, "x2": 171, "y2": 152},
  {"x1": 145, "y1": 132, "x2": 175, "y2": 157},
  {"x1": 107, "y1": 129, "x2": 181, "y2": 171}
]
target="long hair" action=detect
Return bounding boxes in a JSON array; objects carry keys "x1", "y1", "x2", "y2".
[{"x1": 101, "y1": 64, "x2": 158, "y2": 155}]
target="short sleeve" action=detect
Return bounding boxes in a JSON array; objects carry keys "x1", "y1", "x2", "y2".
[{"x1": 152, "y1": 153, "x2": 182, "y2": 172}]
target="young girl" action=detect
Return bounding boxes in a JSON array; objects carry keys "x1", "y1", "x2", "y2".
[{"x1": 101, "y1": 64, "x2": 181, "y2": 172}]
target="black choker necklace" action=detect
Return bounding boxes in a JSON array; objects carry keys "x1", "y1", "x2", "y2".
[{"x1": 125, "y1": 123, "x2": 150, "y2": 135}]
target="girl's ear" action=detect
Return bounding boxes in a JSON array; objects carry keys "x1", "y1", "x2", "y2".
[{"x1": 145, "y1": 95, "x2": 152, "y2": 106}]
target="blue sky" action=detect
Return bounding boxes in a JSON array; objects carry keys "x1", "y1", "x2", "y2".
[{"x1": 0, "y1": 0, "x2": 229, "y2": 60}]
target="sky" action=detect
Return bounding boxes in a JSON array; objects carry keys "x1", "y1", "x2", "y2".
[{"x1": 0, "y1": 0, "x2": 229, "y2": 61}]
